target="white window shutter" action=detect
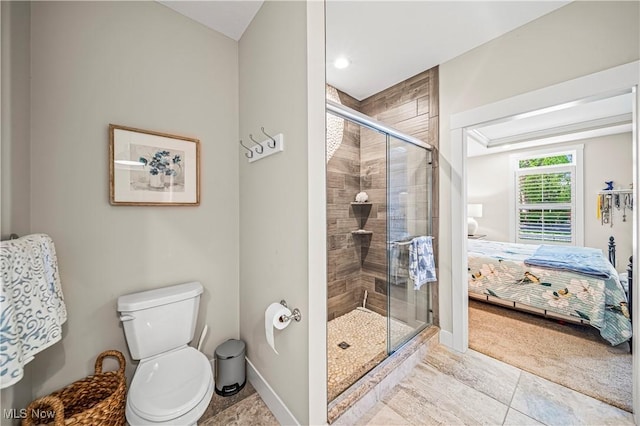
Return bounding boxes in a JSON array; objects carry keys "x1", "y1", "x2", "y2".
[{"x1": 515, "y1": 164, "x2": 576, "y2": 244}]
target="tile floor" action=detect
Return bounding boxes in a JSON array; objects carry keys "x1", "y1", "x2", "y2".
[
  {"x1": 199, "y1": 344, "x2": 635, "y2": 426},
  {"x1": 355, "y1": 344, "x2": 635, "y2": 426},
  {"x1": 197, "y1": 382, "x2": 278, "y2": 425}
]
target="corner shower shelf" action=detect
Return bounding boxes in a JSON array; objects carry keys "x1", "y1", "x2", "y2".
[
  {"x1": 350, "y1": 202, "x2": 372, "y2": 231},
  {"x1": 350, "y1": 202, "x2": 373, "y2": 265},
  {"x1": 351, "y1": 230, "x2": 372, "y2": 266}
]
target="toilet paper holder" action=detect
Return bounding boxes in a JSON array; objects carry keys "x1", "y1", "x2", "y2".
[{"x1": 279, "y1": 300, "x2": 302, "y2": 323}]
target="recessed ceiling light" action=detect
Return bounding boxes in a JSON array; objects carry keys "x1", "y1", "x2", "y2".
[{"x1": 333, "y1": 57, "x2": 350, "y2": 69}]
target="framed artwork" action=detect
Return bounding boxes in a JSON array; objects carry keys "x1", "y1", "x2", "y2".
[{"x1": 109, "y1": 124, "x2": 200, "y2": 206}]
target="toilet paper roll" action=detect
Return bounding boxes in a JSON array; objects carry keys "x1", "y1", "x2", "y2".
[{"x1": 265, "y1": 302, "x2": 292, "y2": 354}]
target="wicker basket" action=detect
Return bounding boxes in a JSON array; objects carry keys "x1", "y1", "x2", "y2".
[{"x1": 22, "y1": 350, "x2": 127, "y2": 426}]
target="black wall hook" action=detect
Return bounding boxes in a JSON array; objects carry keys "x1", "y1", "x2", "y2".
[
  {"x1": 249, "y1": 134, "x2": 264, "y2": 153},
  {"x1": 239, "y1": 140, "x2": 253, "y2": 158},
  {"x1": 261, "y1": 127, "x2": 277, "y2": 149}
]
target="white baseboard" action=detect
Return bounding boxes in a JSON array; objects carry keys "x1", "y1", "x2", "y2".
[
  {"x1": 246, "y1": 357, "x2": 300, "y2": 426},
  {"x1": 439, "y1": 329, "x2": 453, "y2": 349}
]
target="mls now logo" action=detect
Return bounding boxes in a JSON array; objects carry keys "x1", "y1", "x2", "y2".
[{"x1": 3, "y1": 408, "x2": 56, "y2": 420}]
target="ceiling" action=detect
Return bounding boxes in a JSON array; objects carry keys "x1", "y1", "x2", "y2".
[
  {"x1": 158, "y1": 1, "x2": 632, "y2": 155},
  {"x1": 326, "y1": 1, "x2": 570, "y2": 100},
  {"x1": 158, "y1": 1, "x2": 570, "y2": 99},
  {"x1": 466, "y1": 92, "x2": 634, "y2": 157},
  {"x1": 158, "y1": 1, "x2": 263, "y2": 41}
]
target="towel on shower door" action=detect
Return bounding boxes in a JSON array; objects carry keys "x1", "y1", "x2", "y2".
[
  {"x1": 409, "y1": 236, "x2": 437, "y2": 290},
  {"x1": 0, "y1": 234, "x2": 67, "y2": 389}
]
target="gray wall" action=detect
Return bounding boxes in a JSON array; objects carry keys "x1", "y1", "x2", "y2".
[
  {"x1": 1, "y1": 1, "x2": 31, "y2": 239},
  {"x1": 439, "y1": 0, "x2": 640, "y2": 334},
  {"x1": 238, "y1": 1, "x2": 311, "y2": 423},
  {"x1": 1, "y1": 2, "x2": 33, "y2": 417},
  {"x1": 18, "y1": 1, "x2": 239, "y2": 402},
  {"x1": 468, "y1": 133, "x2": 633, "y2": 270}
]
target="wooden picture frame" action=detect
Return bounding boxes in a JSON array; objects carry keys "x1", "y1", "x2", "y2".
[{"x1": 109, "y1": 124, "x2": 200, "y2": 206}]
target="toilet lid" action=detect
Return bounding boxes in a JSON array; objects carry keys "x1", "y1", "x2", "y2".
[{"x1": 129, "y1": 346, "x2": 212, "y2": 422}]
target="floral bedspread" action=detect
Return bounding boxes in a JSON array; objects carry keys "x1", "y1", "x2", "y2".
[{"x1": 468, "y1": 240, "x2": 632, "y2": 346}]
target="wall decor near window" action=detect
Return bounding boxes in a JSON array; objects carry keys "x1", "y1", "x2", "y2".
[{"x1": 109, "y1": 124, "x2": 200, "y2": 206}]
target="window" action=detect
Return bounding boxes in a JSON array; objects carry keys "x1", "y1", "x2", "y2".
[{"x1": 512, "y1": 147, "x2": 583, "y2": 245}]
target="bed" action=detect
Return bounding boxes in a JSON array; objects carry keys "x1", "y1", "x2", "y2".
[{"x1": 467, "y1": 238, "x2": 633, "y2": 347}]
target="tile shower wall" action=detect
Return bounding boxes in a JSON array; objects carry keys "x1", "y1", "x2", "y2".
[
  {"x1": 357, "y1": 125, "x2": 388, "y2": 316},
  {"x1": 327, "y1": 90, "x2": 364, "y2": 320},
  {"x1": 327, "y1": 66, "x2": 439, "y2": 322}
]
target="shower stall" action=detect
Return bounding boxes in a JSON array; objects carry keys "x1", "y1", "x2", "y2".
[{"x1": 326, "y1": 98, "x2": 435, "y2": 401}]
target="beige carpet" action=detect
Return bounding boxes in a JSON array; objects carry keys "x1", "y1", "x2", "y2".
[{"x1": 468, "y1": 299, "x2": 632, "y2": 412}]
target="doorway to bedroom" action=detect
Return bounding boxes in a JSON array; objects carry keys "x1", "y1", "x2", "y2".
[{"x1": 455, "y1": 64, "x2": 638, "y2": 415}]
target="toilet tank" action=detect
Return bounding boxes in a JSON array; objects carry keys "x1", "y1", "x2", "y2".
[{"x1": 117, "y1": 281, "x2": 203, "y2": 360}]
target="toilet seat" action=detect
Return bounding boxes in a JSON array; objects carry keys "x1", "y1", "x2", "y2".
[
  {"x1": 128, "y1": 346, "x2": 213, "y2": 423},
  {"x1": 126, "y1": 380, "x2": 213, "y2": 426}
]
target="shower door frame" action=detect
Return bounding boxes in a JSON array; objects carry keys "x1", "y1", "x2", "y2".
[
  {"x1": 385, "y1": 134, "x2": 433, "y2": 355},
  {"x1": 326, "y1": 100, "x2": 433, "y2": 152},
  {"x1": 326, "y1": 100, "x2": 434, "y2": 355}
]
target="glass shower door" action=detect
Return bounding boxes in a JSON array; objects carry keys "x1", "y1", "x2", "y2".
[{"x1": 387, "y1": 135, "x2": 433, "y2": 353}]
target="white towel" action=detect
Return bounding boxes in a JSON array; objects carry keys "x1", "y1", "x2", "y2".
[
  {"x1": 408, "y1": 236, "x2": 437, "y2": 290},
  {"x1": 0, "y1": 234, "x2": 67, "y2": 389}
]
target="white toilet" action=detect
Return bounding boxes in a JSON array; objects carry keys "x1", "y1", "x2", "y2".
[{"x1": 117, "y1": 281, "x2": 214, "y2": 426}]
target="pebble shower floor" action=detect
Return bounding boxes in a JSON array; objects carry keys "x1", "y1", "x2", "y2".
[{"x1": 327, "y1": 308, "x2": 413, "y2": 401}]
